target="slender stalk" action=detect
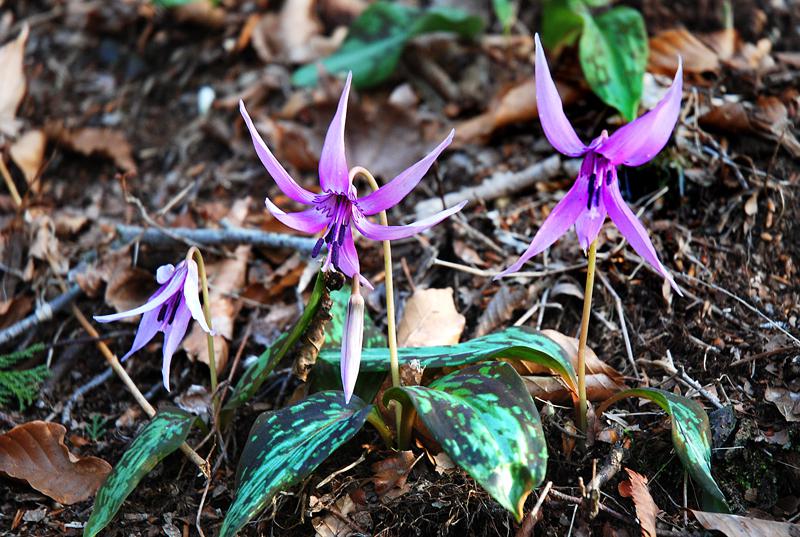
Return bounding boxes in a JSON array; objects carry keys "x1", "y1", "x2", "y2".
[
  {"x1": 349, "y1": 166, "x2": 403, "y2": 448},
  {"x1": 576, "y1": 239, "x2": 598, "y2": 436},
  {"x1": 187, "y1": 248, "x2": 217, "y2": 396},
  {"x1": 0, "y1": 158, "x2": 23, "y2": 207},
  {"x1": 366, "y1": 407, "x2": 394, "y2": 448}
]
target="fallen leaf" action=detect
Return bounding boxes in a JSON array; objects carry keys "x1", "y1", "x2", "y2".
[
  {"x1": 104, "y1": 267, "x2": 156, "y2": 314},
  {"x1": 473, "y1": 285, "x2": 529, "y2": 338},
  {"x1": 371, "y1": 450, "x2": 419, "y2": 495},
  {"x1": 9, "y1": 129, "x2": 46, "y2": 191},
  {"x1": 648, "y1": 28, "x2": 720, "y2": 76},
  {"x1": 50, "y1": 125, "x2": 137, "y2": 174},
  {"x1": 311, "y1": 494, "x2": 358, "y2": 537},
  {"x1": 397, "y1": 288, "x2": 465, "y2": 347},
  {"x1": 523, "y1": 374, "x2": 621, "y2": 404},
  {"x1": 618, "y1": 468, "x2": 659, "y2": 537},
  {"x1": 0, "y1": 295, "x2": 33, "y2": 330},
  {"x1": 0, "y1": 421, "x2": 111, "y2": 505},
  {"x1": 0, "y1": 25, "x2": 29, "y2": 137},
  {"x1": 765, "y1": 387, "x2": 800, "y2": 423},
  {"x1": 26, "y1": 211, "x2": 68, "y2": 274},
  {"x1": 692, "y1": 510, "x2": 800, "y2": 537}
]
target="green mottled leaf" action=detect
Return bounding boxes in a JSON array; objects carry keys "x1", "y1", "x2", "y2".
[
  {"x1": 579, "y1": 6, "x2": 648, "y2": 121},
  {"x1": 224, "y1": 273, "x2": 328, "y2": 412},
  {"x1": 326, "y1": 287, "x2": 386, "y2": 350},
  {"x1": 384, "y1": 362, "x2": 547, "y2": 521},
  {"x1": 292, "y1": 2, "x2": 483, "y2": 88},
  {"x1": 84, "y1": 408, "x2": 196, "y2": 537},
  {"x1": 541, "y1": 0, "x2": 584, "y2": 50},
  {"x1": 220, "y1": 392, "x2": 371, "y2": 537},
  {"x1": 492, "y1": 0, "x2": 515, "y2": 33},
  {"x1": 599, "y1": 388, "x2": 729, "y2": 512},
  {"x1": 318, "y1": 326, "x2": 577, "y2": 392}
]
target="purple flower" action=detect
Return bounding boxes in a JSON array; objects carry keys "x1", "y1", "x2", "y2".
[
  {"x1": 94, "y1": 260, "x2": 213, "y2": 391},
  {"x1": 498, "y1": 35, "x2": 683, "y2": 293},
  {"x1": 341, "y1": 293, "x2": 365, "y2": 403},
  {"x1": 239, "y1": 72, "x2": 467, "y2": 288}
]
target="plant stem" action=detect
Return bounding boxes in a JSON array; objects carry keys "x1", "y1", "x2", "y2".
[
  {"x1": 576, "y1": 238, "x2": 598, "y2": 436},
  {"x1": 349, "y1": 166, "x2": 403, "y2": 448},
  {"x1": 187, "y1": 248, "x2": 217, "y2": 397},
  {"x1": 0, "y1": 158, "x2": 22, "y2": 207},
  {"x1": 366, "y1": 407, "x2": 394, "y2": 448}
]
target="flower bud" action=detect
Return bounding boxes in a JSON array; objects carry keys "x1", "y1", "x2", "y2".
[{"x1": 341, "y1": 293, "x2": 365, "y2": 404}]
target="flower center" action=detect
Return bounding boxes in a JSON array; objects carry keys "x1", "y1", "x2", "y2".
[
  {"x1": 312, "y1": 192, "x2": 353, "y2": 270},
  {"x1": 585, "y1": 153, "x2": 614, "y2": 212}
]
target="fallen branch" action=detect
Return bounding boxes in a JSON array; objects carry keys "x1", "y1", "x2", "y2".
[
  {"x1": 414, "y1": 155, "x2": 561, "y2": 218},
  {"x1": 0, "y1": 284, "x2": 82, "y2": 346},
  {"x1": 116, "y1": 224, "x2": 318, "y2": 253},
  {"x1": 61, "y1": 367, "x2": 114, "y2": 424}
]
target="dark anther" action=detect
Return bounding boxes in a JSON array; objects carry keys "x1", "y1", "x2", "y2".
[
  {"x1": 157, "y1": 303, "x2": 168, "y2": 322},
  {"x1": 312, "y1": 237, "x2": 325, "y2": 258},
  {"x1": 336, "y1": 224, "x2": 346, "y2": 245},
  {"x1": 331, "y1": 244, "x2": 340, "y2": 269},
  {"x1": 167, "y1": 299, "x2": 180, "y2": 325},
  {"x1": 587, "y1": 173, "x2": 597, "y2": 209},
  {"x1": 606, "y1": 170, "x2": 613, "y2": 185}
]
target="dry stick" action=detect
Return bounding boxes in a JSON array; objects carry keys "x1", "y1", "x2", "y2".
[
  {"x1": 349, "y1": 166, "x2": 405, "y2": 448},
  {"x1": 515, "y1": 481, "x2": 553, "y2": 537},
  {"x1": 587, "y1": 443, "x2": 626, "y2": 519},
  {"x1": 116, "y1": 224, "x2": 318, "y2": 253},
  {"x1": 0, "y1": 284, "x2": 82, "y2": 345},
  {"x1": 597, "y1": 273, "x2": 639, "y2": 379},
  {"x1": 432, "y1": 257, "x2": 588, "y2": 279},
  {"x1": 0, "y1": 157, "x2": 22, "y2": 207}
]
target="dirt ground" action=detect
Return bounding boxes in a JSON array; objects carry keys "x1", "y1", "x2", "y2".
[{"x1": 1, "y1": 0, "x2": 799, "y2": 536}]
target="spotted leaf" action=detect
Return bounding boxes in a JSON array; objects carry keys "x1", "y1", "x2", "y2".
[
  {"x1": 84, "y1": 408, "x2": 196, "y2": 537},
  {"x1": 599, "y1": 388, "x2": 729, "y2": 512},
  {"x1": 220, "y1": 391, "x2": 372, "y2": 537},
  {"x1": 318, "y1": 326, "x2": 577, "y2": 392},
  {"x1": 325, "y1": 287, "x2": 386, "y2": 350},
  {"x1": 384, "y1": 361, "x2": 547, "y2": 521}
]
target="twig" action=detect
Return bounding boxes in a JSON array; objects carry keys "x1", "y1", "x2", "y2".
[
  {"x1": 432, "y1": 257, "x2": 588, "y2": 279},
  {"x1": 730, "y1": 346, "x2": 796, "y2": 367},
  {"x1": 515, "y1": 481, "x2": 553, "y2": 537},
  {"x1": 61, "y1": 367, "x2": 114, "y2": 424},
  {"x1": 116, "y1": 224, "x2": 318, "y2": 253},
  {"x1": 0, "y1": 284, "x2": 83, "y2": 346},
  {"x1": 597, "y1": 273, "x2": 639, "y2": 379},
  {"x1": 414, "y1": 155, "x2": 561, "y2": 218},
  {"x1": 587, "y1": 443, "x2": 626, "y2": 519}
]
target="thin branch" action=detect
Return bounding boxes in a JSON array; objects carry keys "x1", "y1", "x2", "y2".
[
  {"x1": 116, "y1": 224, "x2": 318, "y2": 253},
  {"x1": 0, "y1": 284, "x2": 83, "y2": 346}
]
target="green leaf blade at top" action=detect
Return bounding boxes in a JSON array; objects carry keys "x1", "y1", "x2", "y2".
[
  {"x1": 578, "y1": 6, "x2": 648, "y2": 121},
  {"x1": 599, "y1": 387, "x2": 729, "y2": 512},
  {"x1": 220, "y1": 392, "x2": 372, "y2": 537},
  {"x1": 541, "y1": 0, "x2": 584, "y2": 51},
  {"x1": 84, "y1": 408, "x2": 196, "y2": 537},
  {"x1": 384, "y1": 362, "x2": 547, "y2": 521}
]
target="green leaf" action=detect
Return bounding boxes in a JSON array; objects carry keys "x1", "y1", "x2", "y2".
[
  {"x1": 220, "y1": 392, "x2": 372, "y2": 537},
  {"x1": 541, "y1": 0, "x2": 584, "y2": 50},
  {"x1": 223, "y1": 273, "x2": 328, "y2": 412},
  {"x1": 599, "y1": 388, "x2": 729, "y2": 512},
  {"x1": 384, "y1": 362, "x2": 547, "y2": 521},
  {"x1": 325, "y1": 287, "x2": 386, "y2": 350},
  {"x1": 318, "y1": 326, "x2": 577, "y2": 392},
  {"x1": 578, "y1": 6, "x2": 648, "y2": 121},
  {"x1": 292, "y1": 2, "x2": 483, "y2": 88},
  {"x1": 492, "y1": 0, "x2": 515, "y2": 33},
  {"x1": 84, "y1": 408, "x2": 196, "y2": 537}
]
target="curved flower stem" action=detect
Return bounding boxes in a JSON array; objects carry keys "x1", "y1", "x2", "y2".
[
  {"x1": 576, "y1": 238, "x2": 598, "y2": 437},
  {"x1": 349, "y1": 166, "x2": 404, "y2": 449},
  {"x1": 366, "y1": 407, "x2": 394, "y2": 448},
  {"x1": 187, "y1": 248, "x2": 217, "y2": 399}
]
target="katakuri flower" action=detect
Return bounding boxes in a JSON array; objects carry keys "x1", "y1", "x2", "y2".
[
  {"x1": 94, "y1": 260, "x2": 213, "y2": 391},
  {"x1": 239, "y1": 72, "x2": 467, "y2": 288},
  {"x1": 497, "y1": 34, "x2": 683, "y2": 293}
]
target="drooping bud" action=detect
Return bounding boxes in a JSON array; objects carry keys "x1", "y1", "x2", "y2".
[{"x1": 341, "y1": 292, "x2": 365, "y2": 404}]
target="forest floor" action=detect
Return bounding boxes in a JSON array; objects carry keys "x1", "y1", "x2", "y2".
[{"x1": 1, "y1": 0, "x2": 799, "y2": 536}]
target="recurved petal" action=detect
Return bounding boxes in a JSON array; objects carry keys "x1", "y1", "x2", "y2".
[
  {"x1": 356, "y1": 130, "x2": 454, "y2": 216},
  {"x1": 160, "y1": 302, "x2": 193, "y2": 392},
  {"x1": 119, "y1": 307, "x2": 163, "y2": 362},
  {"x1": 535, "y1": 34, "x2": 587, "y2": 157},
  {"x1": 265, "y1": 197, "x2": 329, "y2": 234},
  {"x1": 597, "y1": 59, "x2": 683, "y2": 167},
  {"x1": 156, "y1": 264, "x2": 176, "y2": 284},
  {"x1": 603, "y1": 178, "x2": 682, "y2": 294},
  {"x1": 318, "y1": 72, "x2": 353, "y2": 195},
  {"x1": 93, "y1": 265, "x2": 188, "y2": 322},
  {"x1": 341, "y1": 293, "x2": 365, "y2": 404},
  {"x1": 183, "y1": 259, "x2": 213, "y2": 335},
  {"x1": 240, "y1": 100, "x2": 317, "y2": 205},
  {"x1": 494, "y1": 175, "x2": 589, "y2": 278},
  {"x1": 353, "y1": 200, "x2": 466, "y2": 241}
]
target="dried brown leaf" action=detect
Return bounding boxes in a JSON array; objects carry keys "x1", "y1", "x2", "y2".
[
  {"x1": 523, "y1": 374, "x2": 621, "y2": 404},
  {"x1": 765, "y1": 387, "x2": 800, "y2": 423},
  {"x1": 0, "y1": 421, "x2": 111, "y2": 505},
  {"x1": 397, "y1": 288, "x2": 465, "y2": 347},
  {"x1": 473, "y1": 285, "x2": 528, "y2": 338},
  {"x1": 0, "y1": 25, "x2": 29, "y2": 137},
  {"x1": 51, "y1": 126, "x2": 137, "y2": 173},
  {"x1": 618, "y1": 468, "x2": 659, "y2": 537},
  {"x1": 104, "y1": 267, "x2": 156, "y2": 314},
  {"x1": 9, "y1": 129, "x2": 46, "y2": 191},
  {"x1": 648, "y1": 28, "x2": 720, "y2": 76},
  {"x1": 371, "y1": 450, "x2": 419, "y2": 496},
  {"x1": 692, "y1": 510, "x2": 800, "y2": 537}
]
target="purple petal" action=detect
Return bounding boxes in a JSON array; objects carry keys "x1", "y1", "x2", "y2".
[
  {"x1": 335, "y1": 226, "x2": 372, "y2": 289},
  {"x1": 597, "y1": 59, "x2": 683, "y2": 167},
  {"x1": 494, "y1": 174, "x2": 589, "y2": 278},
  {"x1": 318, "y1": 72, "x2": 353, "y2": 195},
  {"x1": 574, "y1": 189, "x2": 608, "y2": 251},
  {"x1": 119, "y1": 308, "x2": 162, "y2": 362},
  {"x1": 603, "y1": 177, "x2": 682, "y2": 294},
  {"x1": 93, "y1": 266, "x2": 187, "y2": 322},
  {"x1": 341, "y1": 293, "x2": 365, "y2": 404},
  {"x1": 535, "y1": 33, "x2": 587, "y2": 157},
  {"x1": 160, "y1": 302, "x2": 193, "y2": 392},
  {"x1": 240, "y1": 100, "x2": 317, "y2": 205},
  {"x1": 156, "y1": 264, "x2": 175, "y2": 284},
  {"x1": 353, "y1": 200, "x2": 467, "y2": 241},
  {"x1": 356, "y1": 130, "x2": 454, "y2": 216},
  {"x1": 183, "y1": 259, "x2": 213, "y2": 334},
  {"x1": 265, "y1": 197, "x2": 329, "y2": 234}
]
